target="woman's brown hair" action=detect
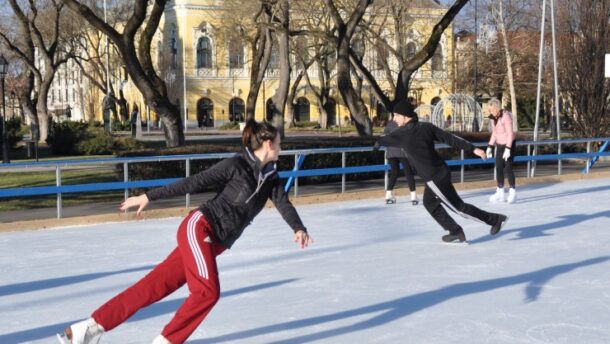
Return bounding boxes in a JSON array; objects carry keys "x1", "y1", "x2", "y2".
[{"x1": 241, "y1": 119, "x2": 279, "y2": 151}]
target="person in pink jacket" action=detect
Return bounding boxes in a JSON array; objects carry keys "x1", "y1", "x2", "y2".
[{"x1": 486, "y1": 98, "x2": 517, "y2": 203}]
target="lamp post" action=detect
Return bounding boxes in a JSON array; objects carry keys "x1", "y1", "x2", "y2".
[{"x1": 0, "y1": 55, "x2": 9, "y2": 164}]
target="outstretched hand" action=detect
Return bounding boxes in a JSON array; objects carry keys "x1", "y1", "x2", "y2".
[
  {"x1": 294, "y1": 230, "x2": 313, "y2": 249},
  {"x1": 474, "y1": 148, "x2": 487, "y2": 160},
  {"x1": 120, "y1": 194, "x2": 150, "y2": 217},
  {"x1": 372, "y1": 141, "x2": 381, "y2": 151}
]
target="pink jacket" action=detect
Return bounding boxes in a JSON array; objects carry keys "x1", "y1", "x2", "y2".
[{"x1": 489, "y1": 110, "x2": 515, "y2": 148}]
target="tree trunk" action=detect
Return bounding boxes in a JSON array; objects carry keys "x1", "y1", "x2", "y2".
[
  {"x1": 246, "y1": 9, "x2": 273, "y2": 120},
  {"x1": 496, "y1": 0, "x2": 519, "y2": 131},
  {"x1": 36, "y1": 98, "x2": 50, "y2": 143},
  {"x1": 63, "y1": 0, "x2": 184, "y2": 147},
  {"x1": 270, "y1": 0, "x2": 291, "y2": 138},
  {"x1": 337, "y1": 42, "x2": 372, "y2": 136},
  {"x1": 158, "y1": 106, "x2": 183, "y2": 147},
  {"x1": 285, "y1": 71, "x2": 303, "y2": 129},
  {"x1": 20, "y1": 73, "x2": 39, "y2": 140},
  {"x1": 324, "y1": 0, "x2": 374, "y2": 136}
]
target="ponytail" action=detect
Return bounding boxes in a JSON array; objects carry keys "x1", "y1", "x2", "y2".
[{"x1": 241, "y1": 119, "x2": 279, "y2": 151}]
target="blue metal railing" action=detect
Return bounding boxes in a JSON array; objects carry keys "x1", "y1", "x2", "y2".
[{"x1": 1, "y1": 137, "x2": 608, "y2": 219}]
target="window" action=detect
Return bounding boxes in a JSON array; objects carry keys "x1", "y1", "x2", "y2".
[
  {"x1": 405, "y1": 42, "x2": 417, "y2": 60},
  {"x1": 375, "y1": 40, "x2": 388, "y2": 70},
  {"x1": 352, "y1": 37, "x2": 365, "y2": 61},
  {"x1": 431, "y1": 46, "x2": 444, "y2": 71},
  {"x1": 170, "y1": 27, "x2": 178, "y2": 68},
  {"x1": 197, "y1": 37, "x2": 213, "y2": 68},
  {"x1": 228, "y1": 39, "x2": 244, "y2": 68},
  {"x1": 268, "y1": 46, "x2": 279, "y2": 70}
]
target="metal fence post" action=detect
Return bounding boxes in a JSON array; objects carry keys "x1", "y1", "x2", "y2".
[
  {"x1": 526, "y1": 144, "x2": 531, "y2": 178},
  {"x1": 383, "y1": 150, "x2": 388, "y2": 191},
  {"x1": 123, "y1": 162, "x2": 129, "y2": 209},
  {"x1": 558, "y1": 141, "x2": 563, "y2": 175},
  {"x1": 294, "y1": 154, "x2": 299, "y2": 197},
  {"x1": 186, "y1": 158, "x2": 191, "y2": 208},
  {"x1": 56, "y1": 165, "x2": 62, "y2": 219},
  {"x1": 460, "y1": 149, "x2": 464, "y2": 183},
  {"x1": 341, "y1": 151, "x2": 346, "y2": 194},
  {"x1": 586, "y1": 141, "x2": 591, "y2": 174}
]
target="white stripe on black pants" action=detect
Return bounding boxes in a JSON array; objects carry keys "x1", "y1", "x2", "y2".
[{"x1": 423, "y1": 169, "x2": 500, "y2": 234}]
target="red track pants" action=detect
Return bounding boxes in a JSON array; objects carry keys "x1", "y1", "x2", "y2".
[{"x1": 92, "y1": 210, "x2": 225, "y2": 344}]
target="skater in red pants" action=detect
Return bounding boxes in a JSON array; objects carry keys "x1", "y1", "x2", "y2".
[{"x1": 59, "y1": 119, "x2": 312, "y2": 344}]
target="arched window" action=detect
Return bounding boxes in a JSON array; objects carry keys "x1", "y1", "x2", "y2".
[
  {"x1": 266, "y1": 98, "x2": 275, "y2": 122},
  {"x1": 196, "y1": 37, "x2": 212, "y2": 69},
  {"x1": 376, "y1": 101, "x2": 390, "y2": 122},
  {"x1": 228, "y1": 97, "x2": 245, "y2": 122},
  {"x1": 229, "y1": 39, "x2": 244, "y2": 68},
  {"x1": 431, "y1": 45, "x2": 444, "y2": 71},
  {"x1": 405, "y1": 42, "x2": 417, "y2": 60},
  {"x1": 294, "y1": 97, "x2": 310, "y2": 122},
  {"x1": 197, "y1": 98, "x2": 214, "y2": 127}
]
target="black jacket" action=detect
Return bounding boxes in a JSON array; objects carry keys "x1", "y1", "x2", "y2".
[
  {"x1": 383, "y1": 121, "x2": 408, "y2": 159},
  {"x1": 146, "y1": 149, "x2": 306, "y2": 248},
  {"x1": 378, "y1": 120, "x2": 476, "y2": 181}
]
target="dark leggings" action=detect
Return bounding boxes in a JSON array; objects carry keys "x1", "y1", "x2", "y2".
[
  {"x1": 423, "y1": 168, "x2": 500, "y2": 234},
  {"x1": 495, "y1": 142, "x2": 516, "y2": 189},
  {"x1": 387, "y1": 157, "x2": 416, "y2": 192}
]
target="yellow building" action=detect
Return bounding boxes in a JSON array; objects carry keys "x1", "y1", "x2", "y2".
[{"x1": 122, "y1": 0, "x2": 456, "y2": 128}]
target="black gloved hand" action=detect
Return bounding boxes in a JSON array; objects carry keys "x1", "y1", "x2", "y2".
[{"x1": 373, "y1": 141, "x2": 381, "y2": 151}]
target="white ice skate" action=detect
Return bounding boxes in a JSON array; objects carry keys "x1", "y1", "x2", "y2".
[
  {"x1": 489, "y1": 187, "x2": 505, "y2": 203},
  {"x1": 57, "y1": 318, "x2": 104, "y2": 344},
  {"x1": 152, "y1": 335, "x2": 171, "y2": 344},
  {"x1": 410, "y1": 191, "x2": 419, "y2": 206},
  {"x1": 385, "y1": 190, "x2": 396, "y2": 204},
  {"x1": 507, "y1": 188, "x2": 517, "y2": 204}
]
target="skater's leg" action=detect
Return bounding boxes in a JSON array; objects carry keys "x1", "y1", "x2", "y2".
[
  {"x1": 387, "y1": 158, "x2": 400, "y2": 191},
  {"x1": 91, "y1": 214, "x2": 199, "y2": 330},
  {"x1": 426, "y1": 172, "x2": 500, "y2": 226},
  {"x1": 161, "y1": 211, "x2": 226, "y2": 344},
  {"x1": 422, "y1": 184, "x2": 462, "y2": 234},
  {"x1": 504, "y1": 141, "x2": 516, "y2": 189},
  {"x1": 400, "y1": 158, "x2": 416, "y2": 192},
  {"x1": 495, "y1": 145, "x2": 506, "y2": 188}
]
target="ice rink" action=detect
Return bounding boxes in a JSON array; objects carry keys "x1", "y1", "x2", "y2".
[{"x1": 1, "y1": 177, "x2": 609, "y2": 343}]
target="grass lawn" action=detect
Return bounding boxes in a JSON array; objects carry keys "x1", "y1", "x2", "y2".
[{"x1": 0, "y1": 168, "x2": 123, "y2": 212}]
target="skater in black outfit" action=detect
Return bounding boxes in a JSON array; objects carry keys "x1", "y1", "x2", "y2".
[
  {"x1": 384, "y1": 118, "x2": 418, "y2": 205},
  {"x1": 374, "y1": 100, "x2": 508, "y2": 243}
]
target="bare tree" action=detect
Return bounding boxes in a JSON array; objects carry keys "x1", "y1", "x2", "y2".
[
  {"x1": 0, "y1": 0, "x2": 76, "y2": 142},
  {"x1": 345, "y1": 0, "x2": 469, "y2": 136},
  {"x1": 557, "y1": 0, "x2": 610, "y2": 139},
  {"x1": 264, "y1": 0, "x2": 291, "y2": 136},
  {"x1": 292, "y1": 2, "x2": 337, "y2": 129},
  {"x1": 324, "y1": 0, "x2": 374, "y2": 136},
  {"x1": 71, "y1": 2, "x2": 133, "y2": 122},
  {"x1": 62, "y1": 0, "x2": 184, "y2": 147}
]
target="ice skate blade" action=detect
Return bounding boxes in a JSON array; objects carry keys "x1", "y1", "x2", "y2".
[
  {"x1": 385, "y1": 200, "x2": 396, "y2": 204},
  {"x1": 442, "y1": 240, "x2": 469, "y2": 246}
]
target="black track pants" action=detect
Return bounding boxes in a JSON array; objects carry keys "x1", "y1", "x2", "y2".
[{"x1": 423, "y1": 169, "x2": 500, "y2": 234}]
